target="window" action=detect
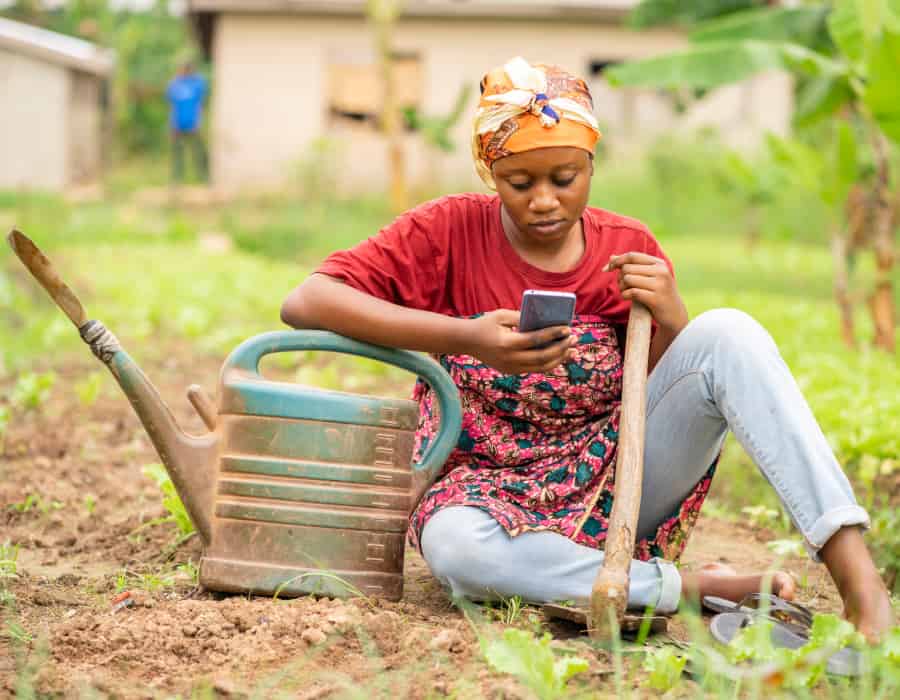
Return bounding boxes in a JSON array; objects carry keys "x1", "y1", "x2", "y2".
[{"x1": 327, "y1": 51, "x2": 422, "y2": 128}]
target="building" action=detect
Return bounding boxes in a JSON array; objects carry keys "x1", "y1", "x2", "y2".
[
  {"x1": 188, "y1": 0, "x2": 792, "y2": 194},
  {"x1": 0, "y1": 17, "x2": 115, "y2": 191}
]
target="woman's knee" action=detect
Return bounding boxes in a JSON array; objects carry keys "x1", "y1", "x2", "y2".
[
  {"x1": 680, "y1": 308, "x2": 777, "y2": 356},
  {"x1": 421, "y1": 509, "x2": 492, "y2": 580}
]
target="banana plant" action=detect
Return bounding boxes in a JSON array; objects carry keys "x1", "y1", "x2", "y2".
[{"x1": 608, "y1": 0, "x2": 900, "y2": 351}]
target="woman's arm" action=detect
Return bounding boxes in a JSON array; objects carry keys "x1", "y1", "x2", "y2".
[{"x1": 281, "y1": 273, "x2": 577, "y2": 375}]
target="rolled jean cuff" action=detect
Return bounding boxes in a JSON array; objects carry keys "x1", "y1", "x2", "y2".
[
  {"x1": 650, "y1": 558, "x2": 681, "y2": 614},
  {"x1": 804, "y1": 505, "x2": 870, "y2": 561}
]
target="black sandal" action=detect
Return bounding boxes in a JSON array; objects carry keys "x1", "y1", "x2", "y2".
[
  {"x1": 703, "y1": 593, "x2": 814, "y2": 636},
  {"x1": 709, "y1": 611, "x2": 862, "y2": 677}
]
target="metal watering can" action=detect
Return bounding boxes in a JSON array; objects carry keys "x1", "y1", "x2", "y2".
[{"x1": 8, "y1": 231, "x2": 462, "y2": 601}]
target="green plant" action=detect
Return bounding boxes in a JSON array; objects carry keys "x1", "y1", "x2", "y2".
[
  {"x1": 10, "y1": 371, "x2": 55, "y2": 410},
  {"x1": 0, "y1": 405, "x2": 9, "y2": 449},
  {"x1": 482, "y1": 628, "x2": 589, "y2": 700},
  {"x1": 643, "y1": 646, "x2": 688, "y2": 692},
  {"x1": 141, "y1": 463, "x2": 195, "y2": 536},
  {"x1": 74, "y1": 372, "x2": 105, "y2": 407},
  {"x1": 9, "y1": 495, "x2": 36, "y2": 513},
  {"x1": 498, "y1": 595, "x2": 525, "y2": 625},
  {"x1": 83, "y1": 494, "x2": 97, "y2": 516},
  {"x1": 0, "y1": 540, "x2": 19, "y2": 583},
  {"x1": 767, "y1": 538, "x2": 807, "y2": 558},
  {"x1": 176, "y1": 559, "x2": 200, "y2": 586},
  {"x1": 4, "y1": 620, "x2": 32, "y2": 644}
]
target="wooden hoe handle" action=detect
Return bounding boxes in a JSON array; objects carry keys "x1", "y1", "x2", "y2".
[{"x1": 589, "y1": 301, "x2": 653, "y2": 640}]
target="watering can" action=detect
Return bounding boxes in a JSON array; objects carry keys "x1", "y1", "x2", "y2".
[{"x1": 7, "y1": 231, "x2": 462, "y2": 601}]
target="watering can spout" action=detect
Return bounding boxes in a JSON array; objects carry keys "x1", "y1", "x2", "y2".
[{"x1": 79, "y1": 322, "x2": 218, "y2": 544}]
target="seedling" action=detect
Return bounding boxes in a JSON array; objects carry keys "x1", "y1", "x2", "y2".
[
  {"x1": 74, "y1": 372, "x2": 105, "y2": 407},
  {"x1": 643, "y1": 646, "x2": 687, "y2": 692},
  {"x1": 140, "y1": 463, "x2": 195, "y2": 536},
  {"x1": 83, "y1": 494, "x2": 97, "y2": 516},
  {"x1": 0, "y1": 540, "x2": 19, "y2": 583},
  {"x1": 10, "y1": 371, "x2": 55, "y2": 411}
]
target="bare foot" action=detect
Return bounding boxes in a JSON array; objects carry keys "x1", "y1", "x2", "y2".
[
  {"x1": 840, "y1": 575, "x2": 896, "y2": 644},
  {"x1": 682, "y1": 562, "x2": 796, "y2": 606},
  {"x1": 819, "y1": 526, "x2": 896, "y2": 643}
]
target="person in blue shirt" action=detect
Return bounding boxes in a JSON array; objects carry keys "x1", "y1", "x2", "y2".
[{"x1": 167, "y1": 62, "x2": 208, "y2": 183}]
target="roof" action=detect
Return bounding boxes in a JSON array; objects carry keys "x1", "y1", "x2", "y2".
[
  {"x1": 0, "y1": 16, "x2": 115, "y2": 77},
  {"x1": 187, "y1": 0, "x2": 637, "y2": 21}
]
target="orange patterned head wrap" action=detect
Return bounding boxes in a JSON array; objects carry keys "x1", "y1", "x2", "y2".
[{"x1": 472, "y1": 56, "x2": 601, "y2": 189}]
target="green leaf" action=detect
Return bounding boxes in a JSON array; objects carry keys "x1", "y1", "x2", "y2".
[
  {"x1": 863, "y1": 28, "x2": 900, "y2": 143},
  {"x1": 794, "y1": 75, "x2": 855, "y2": 127},
  {"x1": 690, "y1": 6, "x2": 829, "y2": 47},
  {"x1": 607, "y1": 40, "x2": 842, "y2": 90},
  {"x1": 483, "y1": 629, "x2": 588, "y2": 700},
  {"x1": 765, "y1": 133, "x2": 826, "y2": 196},
  {"x1": 643, "y1": 646, "x2": 687, "y2": 691},
  {"x1": 829, "y1": 0, "x2": 866, "y2": 63},
  {"x1": 606, "y1": 40, "x2": 786, "y2": 89}
]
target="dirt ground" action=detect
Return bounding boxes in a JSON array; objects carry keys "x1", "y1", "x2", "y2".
[{"x1": 0, "y1": 354, "x2": 844, "y2": 698}]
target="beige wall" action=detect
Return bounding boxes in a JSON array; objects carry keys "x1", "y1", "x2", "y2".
[
  {"x1": 211, "y1": 14, "x2": 792, "y2": 193},
  {"x1": 0, "y1": 48, "x2": 69, "y2": 190},
  {"x1": 68, "y1": 71, "x2": 105, "y2": 185}
]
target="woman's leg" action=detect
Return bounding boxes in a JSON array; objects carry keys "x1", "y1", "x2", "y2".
[
  {"x1": 421, "y1": 506, "x2": 790, "y2": 613},
  {"x1": 421, "y1": 505, "x2": 683, "y2": 614},
  {"x1": 640, "y1": 308, "x2": 892, "y2": 640}
]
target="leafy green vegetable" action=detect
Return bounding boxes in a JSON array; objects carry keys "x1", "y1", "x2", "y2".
[
  {"x1": 643, "y1": 646, "x2": 688, "y2": 691},
  {"x1": 483, "y1": 628, "x2": 589, "y2": 700}
]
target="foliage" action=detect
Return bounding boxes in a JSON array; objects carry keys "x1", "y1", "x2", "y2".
[
  {"x1": 629, "y1": 0, "x2": 762, "y2": 29},
  {"x1": 10, "y1": 372, "x2": 55, "y2": 411},
  {"x1": 75, "y1": 372, "x2": 105, "y2": 408},
  {"x1": 482, "y1": 628, "x2": 589, "y2": 700},
  {"x1": 403, "y1": 84, "x2": 473, "y2": 152},
  {"x1": 141, "y1": 463, "x2": 195, "y2": 537},
  {"x1": 643, "y1": 646, "x2": 688, "y2": 691},
  {"x1": 0, "y1": 540, "x2": 19, "y2": 583}
]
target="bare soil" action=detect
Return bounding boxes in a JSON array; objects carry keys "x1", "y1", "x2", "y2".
[{"x1": 0, "y1": 355, "x2": 843, "y2": 698}]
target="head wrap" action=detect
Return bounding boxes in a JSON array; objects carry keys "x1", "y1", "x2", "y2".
[{"x1": 472, "y1": 56, "x2": 601, "y2": 189}]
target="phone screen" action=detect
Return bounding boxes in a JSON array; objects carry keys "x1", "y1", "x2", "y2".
[{"x1": 519, "y1": 290, "x2": 576, "y2": 333}]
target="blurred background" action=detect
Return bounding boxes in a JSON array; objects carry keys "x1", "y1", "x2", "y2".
[{"x1": 1, "y1": 0, "x2": 898, "y2": 591}]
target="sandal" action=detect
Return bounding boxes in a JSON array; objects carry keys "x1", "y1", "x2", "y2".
[
  {"x1": 703, "y1": 593, "x2": 814, "y2": 636},
  {"x1": 709, "y1": 611, "x2": 862, "y2": 677}
]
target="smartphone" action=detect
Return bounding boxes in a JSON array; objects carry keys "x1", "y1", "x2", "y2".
[{"x1": 519, "y1": 290, "x2": 576, "y2": 334}]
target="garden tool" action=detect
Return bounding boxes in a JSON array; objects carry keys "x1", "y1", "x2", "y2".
[
  {"x1": 542, "y1": 301, "x2": 666, "y2": 640},
  {"x1": 7, "y1": 230, "x2": 462, "y2": 601}
]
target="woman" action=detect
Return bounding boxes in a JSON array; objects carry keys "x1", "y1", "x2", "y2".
[{"x1": 281, "y1": 57, "x2": 893, "y2": 641}]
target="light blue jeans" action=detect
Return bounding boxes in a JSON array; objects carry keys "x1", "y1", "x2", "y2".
[{"x1": 421, "y1": 309, "x2": 869, "y2": 613}]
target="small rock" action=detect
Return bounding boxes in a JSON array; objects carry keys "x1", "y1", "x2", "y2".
[
  {"x1": 429, "y1": 629, "x2": 464, "y2": 653},
  {"x1": 301, "y1": 627, "x2": 327, "y2": 646},
  {"x1": 182, "y1": 624, "x2": 198, "y2": 638}
]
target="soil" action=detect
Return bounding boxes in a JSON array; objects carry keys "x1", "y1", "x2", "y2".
[{"x1": 0, "y1": 353, "x2": 844, "y2": 698}]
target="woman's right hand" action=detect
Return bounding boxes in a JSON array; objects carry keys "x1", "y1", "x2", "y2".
[{"x1": 466, "y1": 310, "x2": 576, "y2": 375}]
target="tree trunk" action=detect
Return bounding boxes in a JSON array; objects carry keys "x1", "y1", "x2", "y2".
[
  {"x1": 869, "y1": 132, "x2": 896, "y2": 352},
  {"x1": 831, "y1": 228, "x2": 857, "y2": 349},
  {"x1": 370, "y1": 0, "x2": 408, "y2": 214}
]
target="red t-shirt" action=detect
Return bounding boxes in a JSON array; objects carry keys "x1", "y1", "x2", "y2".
[{"x1": 316, "y1": 193, "x2": 672, "y2": 323}]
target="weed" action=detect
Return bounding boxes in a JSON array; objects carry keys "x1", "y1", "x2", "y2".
[
  {"x1": 10, "y1": 371, "x2": 55, "y2": 411},
  {"x1": 114, "y1": 567, "x2": 176, "y2": 593},
  {"x1": 9, "y1": 494, "x2": 37, "y2": 513},
  {"x1": 140, "y1": 463, "x2": 195, "y2": 536},
  {"x1": 75, "y1": 372, "x2": 105, "y2": 407},
  {"x1": 497, "y1": 595, "x2": 525, "y2": 625},
  {"x1": 740, "y1": 505, "x2": 780, "y2": 529},
  {"x1": 5, "y1": 620, "x2": 32, "y2": 644},
  {"x1": 482, "y1": 628, "x2": 589, "y2": 700},
  {"x1": 83, "y1": 494, "x2": 97, "y2": 516},
  {"x1": 643, "y1": 646, "x2": 688, "y2": 692},
  {"x1": 176, "y1": 559, "x2": 200, "y2": 586},
  {"x1": 0, "y1": 540, "x2": 19, "y2": 584}
]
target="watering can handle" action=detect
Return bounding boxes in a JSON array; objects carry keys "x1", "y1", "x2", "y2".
[{"x1": 224, "y1": 330, "x2": 463, "y2": 481}]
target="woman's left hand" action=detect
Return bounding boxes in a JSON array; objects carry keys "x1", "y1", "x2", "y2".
[{"x1": 603, "y1": 252, "x2": 689, "y2": 333}]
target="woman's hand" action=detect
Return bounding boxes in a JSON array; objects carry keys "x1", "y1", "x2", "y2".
[
  {"x1": 604, "y1": 252, "x2": 688, "y2": 333},
  {"x1": 466, "y1": 310, "x2": 576, "y2": 375}
]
